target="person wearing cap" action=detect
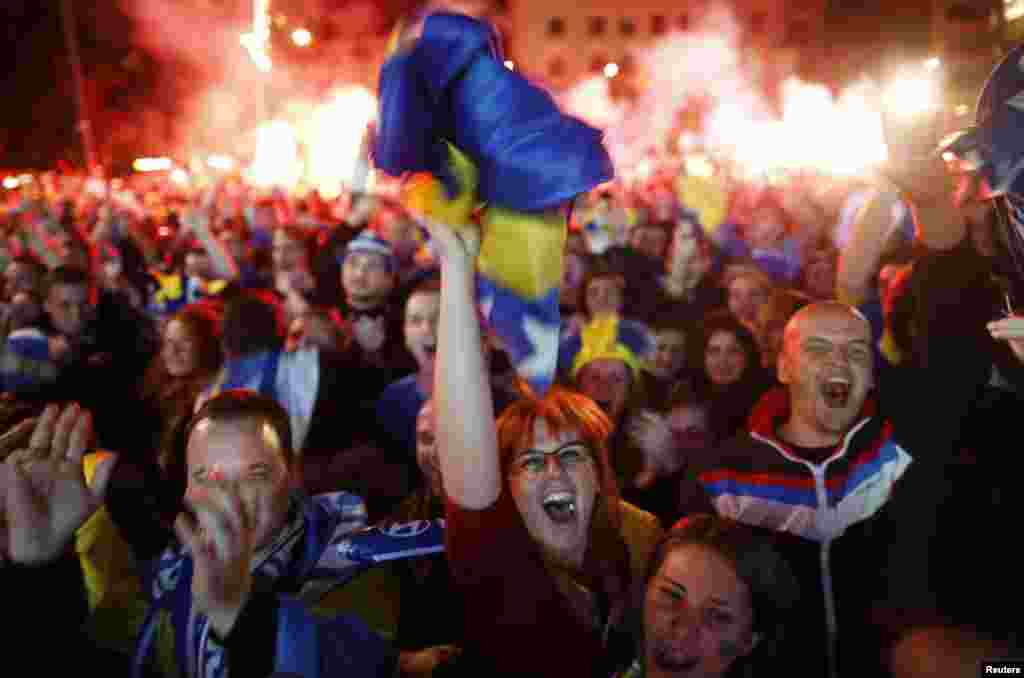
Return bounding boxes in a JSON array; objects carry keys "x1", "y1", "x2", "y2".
[
  {"x1": 338, "y1": 230, "x2": 418, "y2": 430},
  {"x1": 339, "y1": 230, "x2": 411, "y2": 362}
]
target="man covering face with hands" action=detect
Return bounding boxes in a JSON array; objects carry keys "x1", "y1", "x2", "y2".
[{"x1": 1, "y1": 393, "x2": 402, "y2": 678}]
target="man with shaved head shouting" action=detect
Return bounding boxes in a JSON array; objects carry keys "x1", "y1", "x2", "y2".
[{"x1": 679, "y1": 299, "x2": 914, "y2": 678}]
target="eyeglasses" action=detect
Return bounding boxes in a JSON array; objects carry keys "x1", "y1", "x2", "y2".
[{"x1": 513, "y1": 442, "x2": 594, "y2": 475}]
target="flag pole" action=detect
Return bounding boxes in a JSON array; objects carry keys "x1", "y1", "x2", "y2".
[{"x1": 59, "y1": 0, "x2": 99, "y2": 173}]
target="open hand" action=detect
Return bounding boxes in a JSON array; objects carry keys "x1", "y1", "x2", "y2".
[
  {"x1": 627, "y1": 410, "x2": 677, "y2": 477},
  {"x1": 2, "y1": 404, "x2": 115, "y2": 565}
]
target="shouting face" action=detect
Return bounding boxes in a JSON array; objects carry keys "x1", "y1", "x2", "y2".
[
  {"x1": 508, "y1": 420, "x2": 599, "y2": 569},
  {"x1": 404, "y1": 290, "x2": 440, "y2": 372},
  {"x1": 779, "y1": 305, "x2": 874, "y2": 445}
]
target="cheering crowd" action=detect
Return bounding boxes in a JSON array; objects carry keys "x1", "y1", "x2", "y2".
[{"x1": 3, "y1": 10, "x2": 1024, "y2": 678}]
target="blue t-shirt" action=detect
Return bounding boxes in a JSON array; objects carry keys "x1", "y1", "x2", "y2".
[{"x1": 375, "y1": 374, "x2": 426, "y2": 459}]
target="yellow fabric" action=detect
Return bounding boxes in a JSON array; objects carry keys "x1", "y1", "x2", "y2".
[
  {"x1": 77, "y1": 452, "x2": 148, "y2": 656},
  {"x1": 675, "y1": 172, "x2": 729, "y2": 235},
  {"x1": 478, "y1": 206, "x2": 566, "y2": 300},
  {"x1": 617, "y1": 499, "x2": 664, "y2": 583},
  {"x1": 879, "y1": 328, "x2": 903, "y2": 366},
  {"x1": 401, "y1": 144, "x2": 478, "y2": 231},
  {"x1": 153, "y1": 270, "x2": 183, "y2": 304},
  {"x1": 571, "y1": 314, "x2": 644, "y2": 379},
  {"x1": 400, "y1": 141, "x2": 568, "y2": 302}
]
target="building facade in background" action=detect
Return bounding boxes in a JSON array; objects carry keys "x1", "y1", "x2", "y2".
[
  {"x1": 501, "y1": 0, "x2": 827, "y2": 95},
  {"x1": 931, "y1": 0, "x2": 1005, "y2": 112}
]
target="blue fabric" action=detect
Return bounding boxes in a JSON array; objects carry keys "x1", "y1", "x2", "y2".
[
  {"x1": 476, "y1": 278, "x2": 563, "y2": 393},
  {"x1": 375, "y1": 374, "x2": 426, "y2": 459},
  {"x1": 973, "y1": 44, "x2": 1024, "y2": 197},
  {"x1": 375, "y1": 12, "x2": 613, "y2": 211},
  {"x1": 274, "y1": 598, "x2": 397, "y2": 677},
  {"x1": 1, "y1": 328, "x2": 57, "y2": 394},
  {"x1": 713, "y1": 221, "x2": 802, "y2": 283},
  {"x1": 134, "y1": 491, "x2": 401, "y2": 678}
]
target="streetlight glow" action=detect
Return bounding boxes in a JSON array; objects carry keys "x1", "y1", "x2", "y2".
[{"x1": 292, "y1": 28, "x2": 313, "y2": 47}]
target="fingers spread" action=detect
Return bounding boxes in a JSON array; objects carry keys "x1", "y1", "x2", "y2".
[{"x1": 185, "y1": 487, "x2": 249, "y2": 559}]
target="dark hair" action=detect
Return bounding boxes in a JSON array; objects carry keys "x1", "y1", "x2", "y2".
[
  {"x1": 187, "y1": 389, "x2": 294, "y2": 468},
  {"x1": 578, "y1": 257, "x2": 626, "y2": 319},
  {"x1": 641, "y1": 514, "x2": 799, "y2": 668},
  {"x1": 221, "y1": 291, "x2": 284, "y2": 358},
  {"x1": 406, "y1": 276, "x2": 441, "y2": 304},
  {"x1": 142, "y1": 303, "x2": 223, "y2": 402},
  {"x1": 698, "y1": 310, "x2": 761, "y2": 381},
  {"x1": 42, "y1": 266, "x2": 91, "y2": 299}
]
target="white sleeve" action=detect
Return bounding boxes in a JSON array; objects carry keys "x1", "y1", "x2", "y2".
[{"x1": 276, "y1": 348, "x2": 320, "y2": 453}]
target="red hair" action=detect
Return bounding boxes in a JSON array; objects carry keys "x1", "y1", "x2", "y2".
[{"x1": 496, "y1": 381, "x2": 620, "y2": 519}]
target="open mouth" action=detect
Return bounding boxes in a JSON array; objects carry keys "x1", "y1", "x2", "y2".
[
  {"x1": 542, "y1": 491, "x2": 577, "y2": 524},
  {"x1": 421, "y1": 344, "x2": 437, "y2": 359},
  {"x1": 820, "y1": 377, "x2": 851, "y2": 409}
]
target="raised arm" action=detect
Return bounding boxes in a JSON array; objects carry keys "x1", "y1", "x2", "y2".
[
  {"x1": 421, "y1": 216, "x2": 500, "y2": 510},
  {"x1": 836, "y1": 186, "x2": 904, "y2": 305}
]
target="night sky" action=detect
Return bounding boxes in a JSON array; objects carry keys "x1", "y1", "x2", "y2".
[{"x1": 0, "y1": 0, "x2": 934, "y2": 170}]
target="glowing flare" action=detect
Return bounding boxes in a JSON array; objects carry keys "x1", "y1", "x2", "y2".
[
  {"x1": 133, "y1": 157, "x2": 173, "y2": 172},
  {"x1": 3, "y1": 177, "x2": 19, "y2": 189},
  {"x1": 883, "y1": 73, "x2": 940, "y2": 119},
  {"x1": 299, "y1": 86, "x2": 378, "y2": 199},
  {"x1": 248, "y1": 121, "x2": 302, "y2": 189},
  {"x1": 292, "y1": 28, "x2": 312, "y2": 47},
  {"x1": 207, "y1": 154, "x2": 236, "y2": 171}
]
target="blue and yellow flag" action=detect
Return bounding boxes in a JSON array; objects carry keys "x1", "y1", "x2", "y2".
[{"x1": 374, "y1": 12, "x2": 614, "y2": 394}]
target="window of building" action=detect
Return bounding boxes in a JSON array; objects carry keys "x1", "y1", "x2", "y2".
[
  {"x1": 651, "y1": 15, "x2": 667, "y2": 35},
  {"x1": 750, "y1": 11, "x2": 767, "y2": 33},
  {"x1": 677, "y1": 13, "x2": 690, "y2": 30},
  {"x1": 588, "y1": 16, "x2": 607, "y2": 36},
  {"x1": 548, "y1": 56, "x2": 566, "y2": 79},
  {"x1": 1006, "y1": 0, "x2": 1024, "y2": 22},
  {"x1": 547, "y1": 17, "x2": 566, "y2": 36},
  {"x1": 786, "y1": 19, "x2": 810, "y2": 45},
  {"x1": 620, "y1": 17, "x2": 636, "y2": 36}
]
